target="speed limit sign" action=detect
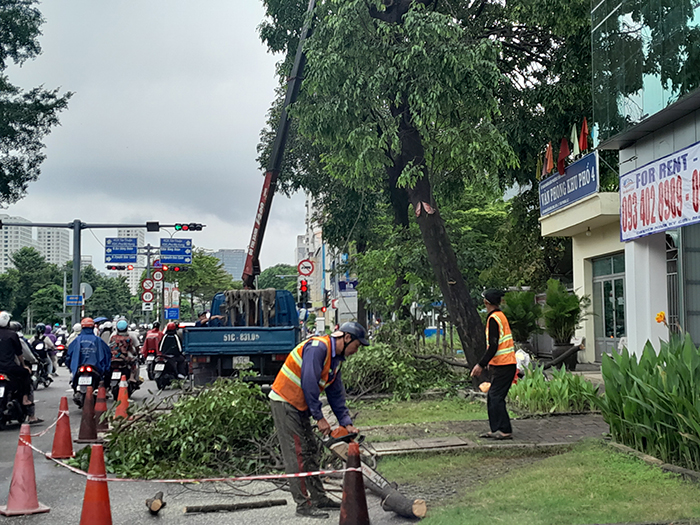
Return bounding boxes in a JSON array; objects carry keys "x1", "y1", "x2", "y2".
[
  {"x1": 141, "y1": 291, "x2": 154, "y2": 303},
  {"x1": 152, "y1": 270, "x2": 164, "y2": 282}
]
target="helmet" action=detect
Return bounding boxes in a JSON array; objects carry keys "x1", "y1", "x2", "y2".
[
  {"x1": 0, "y1": 311, "x2": 10, "y2": 328},
  {"x1": 81, "y1": 317, "x2": 95, "y2": 329},
  {"x1": 166, "y1": 322, "x2": 177, "y2": 332},
  {"x1": 338, "y1": 321, "x2": 370, "y2": 346},
  {"x1": 102, "y1": 321, "x2": 113, "y2": 330},
  {"x1": 54, "y1": 323, "x2": 60, "y2": 328},
  {"x1": 152, "y1": 321, "x2": 160, "y2": 329},
  {"x1": 9, "y1": 321, "x2": 22, "y2": 332},
  {"x1": 73, "y1": 323, "x2": 82, "y2": 332},
  {"x1": 36, "y1": 323, "x2": 46, "y2": 335},
  {"x1": 116, "y1": 320, "x2": 128, "y2": 332},
  {"x1": 129, "y1": 323, "x2": 136, "y2": 331}
]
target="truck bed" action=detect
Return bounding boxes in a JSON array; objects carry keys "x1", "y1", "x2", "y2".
[{"x1": 183, "y1": 326, "x2": 298, "y2": 356}]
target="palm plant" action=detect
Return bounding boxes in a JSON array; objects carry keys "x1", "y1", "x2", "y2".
[
  {"x1": 502, "y1": 291, "x2": 542, "y2": 344},
  {"x1": 543, "y1": 279, "x2": 590, "y2": 346}
]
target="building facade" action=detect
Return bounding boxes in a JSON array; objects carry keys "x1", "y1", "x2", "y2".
[
  {"x1": 0, "y1": 215, "x2": 36, "y2": 272},
  {"x1": 117, "y1": 228, "x2": 145, "y2": 295},
  {"x1": 37, "y1": 227, "x2": 70, "y2": 267},
  {"x1": 212, "y1": 249, "x2": 245, "y2": 281}
]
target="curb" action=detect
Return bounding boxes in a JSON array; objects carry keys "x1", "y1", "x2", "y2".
[
  {"x1": 368, "y1": 441, "x2": 575, "y2": 457},
  {"x1": 607, "y1": 442, "x2": 700, "y2": 483}
]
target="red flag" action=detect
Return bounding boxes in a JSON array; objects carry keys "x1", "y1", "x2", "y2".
[
  {"x1": 545, "y1": 142, "x2": 554, "y2": 174},
  {"x1": 579, "y1": 117, "x2": 588, "y2": 152},
  {"x1": 558, "y1": 137, "x2": 569, "y2": 175}
]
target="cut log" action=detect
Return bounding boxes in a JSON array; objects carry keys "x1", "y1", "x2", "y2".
[
  {"x1": 382, "y1": 490, "x2": 427, "y2": 519},
  {"x1": 183, "y1": 499, "x2": 287, "y2": 514},
  {"x1": 145, "y1": 491, "x2": 166, "y2": 515}
]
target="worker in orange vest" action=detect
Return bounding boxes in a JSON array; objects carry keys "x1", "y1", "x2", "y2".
[
  {"x1": 471, "y1": 289, "x2": 517, "y2": 440},
  {"x1": 269, "y1": 321, "x2": 369, "y2": 519}
]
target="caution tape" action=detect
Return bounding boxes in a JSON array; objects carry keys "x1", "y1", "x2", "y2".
[
  {"x1": 29, "y1": 410, "x2": 66, "y2": 438},
  {"x1": 20, "y1": 437, "x2": 360, "y2": 484}
]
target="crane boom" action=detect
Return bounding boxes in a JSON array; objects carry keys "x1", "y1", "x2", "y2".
[{"x1": 242, "y1": 0, "x2": 316, "y2": 289}]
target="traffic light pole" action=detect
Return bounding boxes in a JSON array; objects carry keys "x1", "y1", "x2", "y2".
[{"x1": 0, "y1": 220, "x2": 199, "y2": 326}]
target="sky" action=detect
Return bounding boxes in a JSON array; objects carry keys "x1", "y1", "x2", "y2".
[{"x1": 4, "y1": 0, "x2": 305, "y2": 272}]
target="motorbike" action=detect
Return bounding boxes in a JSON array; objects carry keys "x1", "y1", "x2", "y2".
[
  {"x1": 153, "y1": 354, "x2": 179, "y2": 390},
  {"x1": 55, "y1": 343, "x2": 66, "y2": 367},
  {"x1": 73, "y1": 364, "x2": 103, "y2": 408},
  {"x1": 108, "y1": 357, "x2": 140, "y2": 400},
  {"x1": 30, "y1": 358, "x2": 52, "y2": 390},
  {"x1": 145, "y1": 349, "x2": 157, "y2": 380},
  {"x1": 0, "y1": 372, "x2": 30, "y2": 430}
]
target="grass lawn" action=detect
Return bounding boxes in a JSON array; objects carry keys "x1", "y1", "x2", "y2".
[
  {"x1": 349, "y1": 397, "x2": 489, "y2": 426},
  {"x1": 378, "y1": 441, "x2": 700, "y2": 525}
]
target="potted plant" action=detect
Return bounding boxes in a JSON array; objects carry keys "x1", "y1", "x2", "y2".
[
  {"x1": 543, "y1": 279, "x2": 590, "y2": 370},
  {"x1": 502, "y1": 290, "x2": 542, "y2": 355}
]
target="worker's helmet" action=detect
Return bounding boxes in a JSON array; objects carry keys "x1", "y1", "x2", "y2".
[
  {"x1": 166, "y1": 322, "x2": 177, "y2": 332},
  {"x1": 35, "y1": 323, "x2": 46, "y2": 335},
  {"x1": 0, "y1": 311, "x2": 11, "y2": 329},
  {"x1": 81, "y1": 317, "x2": 95, "y2": 329},
  {"x1": 152, "y1": 321, "x2": 160, "y2": 329},
  {"x1": 338, "y1": 321, "x2": 370, "y2": 346},
  {"x1": 116, "y1": 320, "x2": 128, "y2": 332}
]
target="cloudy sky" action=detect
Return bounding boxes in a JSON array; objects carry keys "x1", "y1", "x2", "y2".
[{"x1": 5, "y1": 0, "x2": 305, "y2": 272}]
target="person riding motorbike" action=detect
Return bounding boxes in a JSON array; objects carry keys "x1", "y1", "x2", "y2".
[
  {"x1": 100, "y1": 321, "x2": 113, "y2": 345},
  {"x1": 67, "y1": 322, "x2": 82, "y2": 345},
  {"x1": 44, "y1": 324, "x2": 59, "y2": 376},
  {"x1": 0, "y1": 312, "x2": 34, "y2": 411},
  {"x1": 158, "y1": 322, "x2": 187, "y2": 379},
  {"x1": 141, "y1": 321, "x2": 163, "y2": 360},
  {"x1": 29, "y1": 324, "x2": 56, "y2": 376},
  {"x1": 65, "y1": 318, "x2": 111, "y2": 391},
  {"x1": 9, "y1": 321, "x2": 42, "y2": 424},
  {"x1": 109, "y1": 320, "x2": 140, "y2": 383}
]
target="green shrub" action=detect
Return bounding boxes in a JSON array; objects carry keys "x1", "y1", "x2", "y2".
[
  {"x1": 343, "y1": 342, "x2": 459, "y2": 398},
  {"x1": 508, "y1": 365, "x2": 600, "y2": 413},
  {"x1": 502, "y1": 290, "x2": 542, "y2": 343},
  {"x1": 598, "y1": 334, "x2": 700, "y2": 470}
]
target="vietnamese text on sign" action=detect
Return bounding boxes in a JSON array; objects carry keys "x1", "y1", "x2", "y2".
[{"x1": 539, "y1": 152, "x2": 599, "y2": 216}]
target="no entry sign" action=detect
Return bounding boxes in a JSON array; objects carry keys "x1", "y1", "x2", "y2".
[{"x1": 298, "y1": 259, "x2": 314, "y2": 276}]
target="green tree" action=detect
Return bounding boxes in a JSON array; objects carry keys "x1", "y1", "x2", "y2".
[
  {"x1": 9, "y1": 246, "x2": 60, "y2": 320},
  {"x1": 0, "y1": 270, "x2": 18, "y2": 312},
  {"x1": 258, "y1": 264, "x2": 297, "y2": 294},
  {"x1": 0, "y1": 0, "x2": 72, "y2": 204},
  {"x1": 28, "y1": 283, "x2": 62, "y2": 325},
  {"x1": 174, "y1": 249, "x2": 237, "y2": 319}
]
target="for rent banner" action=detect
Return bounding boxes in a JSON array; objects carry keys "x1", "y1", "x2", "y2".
[{"x1": 620, "y1": 140, "x2": 700, "y2": 241}]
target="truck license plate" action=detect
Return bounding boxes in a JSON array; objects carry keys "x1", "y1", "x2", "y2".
[
  {"x1": 154, "y1": 363, "x2": 165, "y2": 372},
  {"x1": 111, "y1": 371, "x2": 122, "y2": 380},
  {"x1": 146, "y1": 355, "x2": 155, "y2": 362},
  {"x1": 78, "y1": 376, "x2": 92, "y2": 386},
  {"x1": 31, "y1": 364, "x2": 38, "y2": 372},
  {"x1": 232, "y1": 356, "x2": 251, "y2": 366}
]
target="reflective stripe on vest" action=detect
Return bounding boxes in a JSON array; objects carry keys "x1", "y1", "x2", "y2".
[
  {"x1": 270, "y1": 335, "x2": 338, "y2": 412},
  {"x1": 485, "y1": 310, "x2": 516, "y2": 366}
]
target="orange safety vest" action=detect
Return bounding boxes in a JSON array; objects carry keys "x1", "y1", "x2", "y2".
[
  {"x1": 485, "y1": 310, "x2": 516, "y2": 366},
  {"x1": 271, "y1": 335, "x2": 340, "y2": 412}
]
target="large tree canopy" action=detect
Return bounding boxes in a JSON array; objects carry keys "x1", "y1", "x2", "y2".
[{"x1": 0, "y1": 0, "x2": 72, "y2": 204}]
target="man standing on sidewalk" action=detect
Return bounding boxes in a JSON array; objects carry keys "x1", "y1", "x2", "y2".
[{"x1": 269, "y1": 321, "x2": 369, "y2": 519}]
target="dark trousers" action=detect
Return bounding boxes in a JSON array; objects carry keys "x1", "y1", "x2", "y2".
[
  {"x1": 3, "y1": 365, "x2": 31, "y2": 398},
  {"x1": 270, "y1": 399, "x2": 325, "y2": 508},
  {"x1": 487, "y1": 364, "x2": 516, "y2": 434}
]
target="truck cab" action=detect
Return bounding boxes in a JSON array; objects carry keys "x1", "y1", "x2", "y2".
[{"x1": 183, "y1": 289, "x2": 299, "y2": 385}]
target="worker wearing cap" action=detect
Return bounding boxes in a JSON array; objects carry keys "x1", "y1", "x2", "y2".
[
  {"x1": 471, "y1": 289, "x2": 517, "y2": 440},
  {"x1": 269, "y1": 321, "x2": 370, "y2": 519}
]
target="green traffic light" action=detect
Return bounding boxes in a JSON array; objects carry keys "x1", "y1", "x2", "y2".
[{"x1": 175, "y1": 224, "x2": 182, "y2": 231}]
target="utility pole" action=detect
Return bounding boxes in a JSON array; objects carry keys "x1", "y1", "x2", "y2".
[{"x1": 139, "y1": 243, "x2": 160, "y2": 324}]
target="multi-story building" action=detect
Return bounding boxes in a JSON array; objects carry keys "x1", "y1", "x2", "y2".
[
  {"x1": 213, "y1": 249, "x2": 245, "y2": 281},
  {"x1": 117, "y1": 228, "x2": 145, "y2": 295},
  {"x1": 37, "y1": 227, "x2": 70, "y2": 267},
  {"x1": 0, "y1": 214, "x2": 38, "y2": 272},
  {"x1": 81, "y1": 255, "x2": 93, "y2": 270}
]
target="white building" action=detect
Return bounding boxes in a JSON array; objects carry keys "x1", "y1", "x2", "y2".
[
  {"x1": 0, "y1": 214, "x2": 39, "y2": 272},
  {"x1": 37, "y1": 227, "x2": 70, "y2": 267},
  {"x1": 213, "y1": 249, "x2": 245, "y2": 281},
  {"x1": 117, "y1": 228, "x2": 145, "y2": 295}
]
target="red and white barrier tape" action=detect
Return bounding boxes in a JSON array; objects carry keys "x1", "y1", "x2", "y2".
[
  {"x1": 29, "y1": 410, "x2": 66, "y2": 438},
  {"x1": 20, "y1": 438, "x2": 360, "y2": 484}
]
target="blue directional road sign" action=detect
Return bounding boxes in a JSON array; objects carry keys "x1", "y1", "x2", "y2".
[
  {"x1": 104, "y1": 237, "x2": 138, "y2": 264},
  {"x1": 66, "y1": 295, "x2": 83, "y2": 307},
  {"x1": 164, "y1": 307, "x2": 180, "y2": 320},
  {"x1": 160, "y1": 238, "x2": 192, "y2": 264}
]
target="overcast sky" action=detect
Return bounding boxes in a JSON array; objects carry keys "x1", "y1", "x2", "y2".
[{"x1": 4, "y1": 0, "x2": 305, "y2": 271}]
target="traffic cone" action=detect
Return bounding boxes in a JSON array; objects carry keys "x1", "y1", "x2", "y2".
[
  {"x1": 94, "y1": 382, "x2": 108, "y2": 432},
  {"x1": 75, "y1": 386, "x2": 101, "y2": 444},
  {"x1": 114, "y1": 375, "x2": 129, "y2": 419},
  {"x1": 49, "y1": 396, "x2": 74, "y2": 459},
  {"x1": 79, "y1": 444, "x2": 112, "y2": 525},
  {"x1": 339, "y1": 442, "x2": 369, "y2": 525},
  {"x1": 0, "y1": 424, "x2": 50, "y2": 516}
]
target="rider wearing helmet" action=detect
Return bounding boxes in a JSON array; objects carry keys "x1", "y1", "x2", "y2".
[
  {"x1": 65, "y1": 318, "x2": 111, "y2": 391},
  {"x1": 0, "y1": 312, "x2": 34, "y2": 411},
  {"x1": 9, "y1": 321, "x2": 42, "y2": 424},
  {"x1": 158, "y1": 322, "x2": 186, "y2": 378},
  {"x1": 100, "y1": 321, "x2": 113, "y2": 345},
  {"x1": 142, "y1": 321, "x2": 164, "y2": 360},
  {"x1": 268, "y1": 321, "x2": 370, "y2": 519},
  {"x1": 109, "y1": 319, "x2": 140, "y2": 383},
  {"x1": 29, "y1": 323, "x2": 56, "y2": 376}
]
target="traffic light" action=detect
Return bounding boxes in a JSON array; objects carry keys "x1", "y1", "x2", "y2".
[
  {"x1": 171, "y1": 266, "x2": 189, "y2": 272},
  {"x1": 323, "y1": 289, "x2": 330, "y2": 308},
  {"x1": 107, "y1": 265, "x2": 131, "y2": 271},
  {"x1": 127, "y1": 265, "x2": 134, "y2": 271},
  {"x1": 174, "y1": 223, "x2": 204, "y2": 231},
  {"x1": 162, "y1": 265, "x2": 169, "y2": 271},
  {"x1": 299, "y1": 279, "x2": 308, "y2": 293},
  {"x1": 298, "y1": 279, "x2": 309, "y2": 307}
]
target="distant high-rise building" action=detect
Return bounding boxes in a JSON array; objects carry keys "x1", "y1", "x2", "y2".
[
  {"x1": 81, "y1": 255, "x2": 93, "y2": 270},
  {"x1": 37, "y1": 227, "x2": 70, "y2": 267},
  {"x1": 117, "y1": 228, "x2": 145, "y2": 295},
  {"x1": 213, "y1": 249, "x2": 245, "y2": 281},
  {"x1": 0, "y1": 214, "x2": 39, "y2": 272}
]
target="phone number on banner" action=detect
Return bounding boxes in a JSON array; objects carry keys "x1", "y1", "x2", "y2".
[{"x1": 620, "y1": 141, "x2": 700, "y2": 242}]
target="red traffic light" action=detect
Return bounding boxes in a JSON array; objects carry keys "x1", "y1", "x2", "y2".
[
  {"x1": 321, "y1": 306, "x2": 327, "y2": 313},
  {"x1": 162, "y1": 265, "x2": 169, "y2": 271},
  {"x1": 127, "y1": 265, "x2": 134, "y2": 271},
  {"x1": 299, "y1": 279, "x2": 308, "y2": 292}
]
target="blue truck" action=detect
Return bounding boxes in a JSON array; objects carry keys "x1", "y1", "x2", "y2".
[{"x1": 183, "y1": 289, "x2": 300, "y2": 385}]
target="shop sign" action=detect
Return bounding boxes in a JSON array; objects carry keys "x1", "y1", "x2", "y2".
[
  {"x1": 620, "y1": 140, "x2": 700, "y2": 241},
  {"x1": 539, "y1": 151, "x2": 599, "y2": 216}
]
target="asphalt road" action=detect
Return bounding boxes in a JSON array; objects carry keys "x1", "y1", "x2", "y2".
[{"x1": 0, "y1": 365, "x2": 418, "y2": 524}]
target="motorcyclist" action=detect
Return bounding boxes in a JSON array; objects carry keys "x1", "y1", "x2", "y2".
[
  {"x1": 65, "y1": 318, "x2": 111, "y2": 390},
  {"x1": 10, "y1": 321, "x2": 42, "y2": 424},
  {"x1": 141, "y1": 321, "x2": 163, "y2": 360},
  {"x1": 109, "y1": 320, "x2": 140, "y2": 383},
  {"x1": 67, "y1": 322, "x2": 82, "y2": 345},
  {"x1": 0, "y1": 312, "x2": 33, "y2": 410},
  {"x1": 29, "y1": 324, "x2": 56, "y2": 376},
  {"x1": 100, "y1": 321, "x2": 113, "y2": 345},
  {"x1": 158, "y1": 322, "x2": 187, "y2": 379},
  {"x1": 44, "y1": 324, "x2": 59, "y2": 376}
]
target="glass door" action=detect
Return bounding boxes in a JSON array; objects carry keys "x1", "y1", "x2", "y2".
[{"x1": 593, "y1": 254, "x2": 626, "y2": 361}]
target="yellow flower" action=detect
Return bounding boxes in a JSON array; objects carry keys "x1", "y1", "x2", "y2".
[{"x1": 655, "y1": 311, "x2": 666, "y2": 324}]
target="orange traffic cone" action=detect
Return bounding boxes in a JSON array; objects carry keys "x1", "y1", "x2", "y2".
[
  {"x1": 49, "y1": 396, "x2": 74, "y2": 459},
  {"x1": 75, "y1": 386, "x2": 101, "y2": 444},
  {"x1": 94, "y1": 382, "x2": 108, "y2": 432},
  {"x1": 114, "y1": 375, "x2": 129, "y2": 419},
  {"x1": 79, "y1": 444, "x2": 112, "y2": 525},
  {"x1": 339, "y1": 442, "x2": 370, "y2": 525},
  {"x1": 0, "y1": 424, "x2": 50, "y2": 516}
]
